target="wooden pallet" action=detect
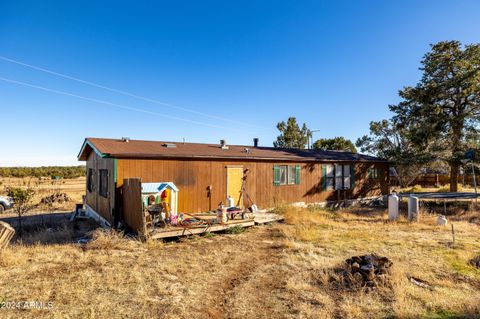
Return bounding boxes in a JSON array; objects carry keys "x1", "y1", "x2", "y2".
[
  {"x1": 149, "y1": 219, "x2": 255, "y2": 239},
  {"x1": 0, "y1": 221, "x2": 15, "y2": 248}
]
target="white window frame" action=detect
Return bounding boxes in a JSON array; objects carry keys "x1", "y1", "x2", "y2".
[{"x1": 334, "y1": 164, "x2": 351, "y2": 190}]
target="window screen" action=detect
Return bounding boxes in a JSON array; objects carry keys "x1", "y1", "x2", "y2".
[
  {"x1": 288, "y1": 166, "x2": 296, "y2": 185},
  {"x1": 99, "y1": 169, "x2": 108, "y2": 198},
  {"x1": 279, "y1": 166, "x2": 287, "y2": 185},
  {"x1": 343, "y1": 165, "x2": 351, "y2": 190},
  {"x1": 87, "y1": 168, "x2": 94, "y2": 193},
  {"x1": 369, "y1": 167, "x2": 379, "y2": 179},
  {"x1": 326, "y1": 164, "x2": 334, "y2": 190},
  {"x1": 335, "y1": 164, "x2": 343, "y2": 190}
]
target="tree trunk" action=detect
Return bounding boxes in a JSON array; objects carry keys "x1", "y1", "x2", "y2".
[{"x1": 450, "y1": 163, "x2": 459, "y2": 192}]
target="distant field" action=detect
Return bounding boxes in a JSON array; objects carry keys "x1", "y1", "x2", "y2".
[{"x1": 0, "y1": 177, "x2": 85, "y2": 212}]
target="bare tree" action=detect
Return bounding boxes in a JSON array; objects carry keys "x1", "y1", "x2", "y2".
[{"x1": 7, "y1": 187, "x2": 36, "y2": 237}]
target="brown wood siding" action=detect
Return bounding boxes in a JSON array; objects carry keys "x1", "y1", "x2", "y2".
[
  {"x1": 84, "y1": 152, "x2": 115, "y2": 223},
  {"x1": 115, "y1": 158, "x2": 389, "y2": 213}
]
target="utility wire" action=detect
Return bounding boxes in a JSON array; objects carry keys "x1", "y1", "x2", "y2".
[
  {"x1": 0, "y1": 55, "x2": 270, "y2": 130},
  {"x1": 0, "y1": 76, "x2": 248, "y2": 132}
]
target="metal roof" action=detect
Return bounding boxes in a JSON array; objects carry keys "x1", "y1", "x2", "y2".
[
  {"x1": 141, "y1": 182, "x2": 179, "y2": 194},
  {"x1": 78, "y1": 137, "x2": 387, "y2": 162}
]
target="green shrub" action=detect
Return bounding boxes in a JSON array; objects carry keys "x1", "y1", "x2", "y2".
[{"x1": 225, "y1": 225, "x2": 245, "y2": 234}]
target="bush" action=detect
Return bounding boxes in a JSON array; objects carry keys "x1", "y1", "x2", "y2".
[
  {"x1": 0, "y1": 166, "x2": 86, "y2": 179},
  {"x1": 225, "y1": 225, "x2": 245, "y2": 234}
]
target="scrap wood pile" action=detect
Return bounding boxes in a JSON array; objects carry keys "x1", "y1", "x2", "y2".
[
  {"x1": 339, "y1": 254, "x2": 393, "y2": 290},
  {"x1": 40, "y1": 192, "x2": 71, "y2": 205},
  {"x1": 0, "y1": 221, "x2": 15, "y2": 248}
]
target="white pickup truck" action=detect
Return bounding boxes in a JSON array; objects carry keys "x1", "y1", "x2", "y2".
[{"x1": 0, "y1": 196, "x2": 14, "y2": 213}]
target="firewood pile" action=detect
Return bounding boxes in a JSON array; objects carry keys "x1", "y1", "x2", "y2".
[
  {"x1": 40, "y1": 192, "x2": 71, "y2": 205},
  {"x1": 342, "y1": 254, "x2": 393, "y2": 290},
  {"x1": 0, "y1": 221, "x2": 15, "y2": 248}
]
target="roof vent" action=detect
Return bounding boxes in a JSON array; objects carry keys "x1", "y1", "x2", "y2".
[
  {"x1": 121, "y1": 137, "x2": 130, "y2": 143},
  {"x1": 253, "y1": 138, "x2": 259, "y2": 147},
  {"x1": 220, "y1": 139, "x2": 229, "y2": 150},
  {"x1": 162, "y1": 143, "x2": 177, "y2": 148},
  {"x1": 244, "y1": 148, "x2": 251, "y2": 154}
]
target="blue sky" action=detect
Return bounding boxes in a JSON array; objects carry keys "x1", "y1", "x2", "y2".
[{"x1": 0, "y1": 0, "x2": 479, "y2": 166}]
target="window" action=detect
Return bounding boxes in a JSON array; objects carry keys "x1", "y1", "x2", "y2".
[
  {"x1": 343, "y1": 165, "x2": 351, "y2": 188},
  {"x1": 335, "y1": 164, "x2": 343, "y2": 190},
  {"x1": 368, "y1": 167, "x2": 379, "y2": 179},
  {"x1": 325, "y1": 164, "x2": 334, "y2": 190},
  {"x1": 87, "y1": 168, "x2": 94, "y2": 193},
  {"x1": 333, "y1": 164, "x2": 351, "y2": 190},
  {"x1": 99, "y1": 169, "x2": 109, "y2": 198},
  {"x1": 274, "y1": 165, "x2": 301, "y2": 186},
  {"x1": 278, "y1": 166, "x2": 287, "y2": 185},
  {"x1": 288, "y1": 166, "x2": 296, "y2": 185},
  {"x1": 323, "y1": 164, "x2": 353, "y2": 190}
]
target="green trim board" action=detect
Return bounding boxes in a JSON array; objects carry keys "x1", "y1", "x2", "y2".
[
  {"x1": 273, "y1": 165, "x2": 280, "y2": 186},
  {"x1": 113, "y1": 159, "x2": 117, "y2": 183},
  {"x1": 295, "y1": 165, "x2": 301, "y2": 185},
  {"x1": 321, "y1": 164, "x2": 327, "y2": 191}
]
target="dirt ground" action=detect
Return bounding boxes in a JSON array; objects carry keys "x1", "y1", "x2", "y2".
[{"x1": 1, "y1": 206, "x2": 479, "y2": 319}]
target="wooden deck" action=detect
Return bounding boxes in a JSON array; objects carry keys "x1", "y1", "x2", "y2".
[
  {"x1": 149, "y1": 219, "x2": 255, "y2": 239},
  {"x1": 253, "y1": 211, "x2": 284, "y2": 224},
  {"x1": 147, "y1": 211, "x2": 283, "y2": 239}
]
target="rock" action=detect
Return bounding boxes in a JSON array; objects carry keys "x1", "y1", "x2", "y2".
[
  {"x1": 364, "y1": 255, "x2": 379, "y2": 267},
  {"x1": 361, "y1": 264, "x2": 376, "y2": 281},
  {"x1": 353, "y1": 271, "x2": 364, "y2": 283},
  {"x1": 343, "y1": 253, "x2": 393, "y2": 290},
  {"x1": 470, "y1": 256, "x2": 480, "y2": 269}
]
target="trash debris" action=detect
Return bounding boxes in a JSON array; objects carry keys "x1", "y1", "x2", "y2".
[
  {"x1": 342, "y1": 254, "x2": 393, "y2": 290},
  {"x1": 407, "y1": 274, "x2": 434, "y2": 290}
]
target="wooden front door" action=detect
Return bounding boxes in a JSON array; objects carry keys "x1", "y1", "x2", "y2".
[{"x1": 226, "y1": 166, "x2": 243, "y2": 208}]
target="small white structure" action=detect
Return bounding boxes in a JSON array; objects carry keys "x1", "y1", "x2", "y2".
[
  {"x1": 408, "y1": 196, "x2": 419, "y2": 221},
  {"x1": 437, "y1": 215, "x2": 448, "y2": 226},
  {"x1": 141, "y1": 182, "x2": 179, "y2": 215},
  {"x1": 388, "y1": 193, "x2": 399, "y2": 221}
]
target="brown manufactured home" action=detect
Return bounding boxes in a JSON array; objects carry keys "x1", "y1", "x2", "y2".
[{"x1": 78, "y1": 137, "x2": 389, "y2": 228}]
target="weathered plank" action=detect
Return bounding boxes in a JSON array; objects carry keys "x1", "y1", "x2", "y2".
[
  {"x1": 149, "y1": 219, "x2": 254, "y2": 239},
  {"x1": 0, "y1": 221, "x2": 15, "y2": 248}
]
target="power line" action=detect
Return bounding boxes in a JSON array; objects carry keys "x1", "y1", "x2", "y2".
[
  {"x1": 0, "y1": 76, "x2": 248, "y2": 132},
  {"x1": 0, "y1": 55, "x2": 270, "y2": 130}
]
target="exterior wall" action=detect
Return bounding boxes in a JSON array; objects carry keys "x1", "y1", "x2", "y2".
[
  {"x1": 85, "y1": 152, "x2": 116, "y2": 223},
  {"x1": 115, "y1": 158, "x2": 389, "y2": 213}
]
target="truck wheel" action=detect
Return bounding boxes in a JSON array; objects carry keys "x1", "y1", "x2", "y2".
[{"x1": 0, "y1": 204, "x2": 5, "y2": 214}]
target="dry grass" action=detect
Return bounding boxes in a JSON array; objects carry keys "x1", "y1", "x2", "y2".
[
  {"x1": 0, "y1": 177, "x2": 85, "y2": 212},
  {"x1": 0, "y1": 206, "x2": 479, "y2": 318}
]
